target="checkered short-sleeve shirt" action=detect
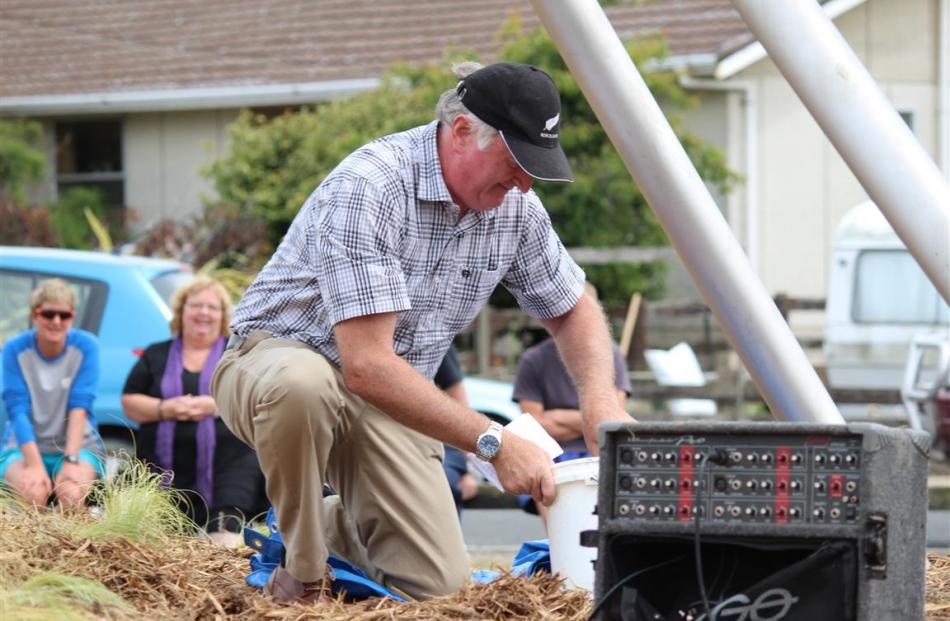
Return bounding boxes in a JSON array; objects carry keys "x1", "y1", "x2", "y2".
[{"x1": 232, "y1": 121, "x2": 585, "y2": 378}]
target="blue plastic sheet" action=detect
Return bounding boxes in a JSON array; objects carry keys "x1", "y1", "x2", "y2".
[
  {"x1": 244, "y1": 508, "x2": 552, "y2": 600},
  {"x1": 242, "y1": 507, "x2": 408, "y2": 602}
]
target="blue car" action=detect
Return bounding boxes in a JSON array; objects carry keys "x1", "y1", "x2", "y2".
[{"x1": 0, "y1": 247, "x2": 193, "y2": 468}]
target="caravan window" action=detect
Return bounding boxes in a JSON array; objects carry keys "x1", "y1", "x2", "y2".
[{"x1": 853, "y1": 250, "x2": 949, "y2": 324}]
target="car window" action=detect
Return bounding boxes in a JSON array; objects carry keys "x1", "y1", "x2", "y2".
[
  {"x1": 150, "y1": 271, "x2": 194, "y2": 308},
  {"x1": 853, "y1": 250, "x2": 949, "y2": 324},
  {"x1": 0, "y1": 269, "x2": 106, "y2": 344}
]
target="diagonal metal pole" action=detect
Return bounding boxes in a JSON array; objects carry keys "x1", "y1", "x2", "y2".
[
  {"x1": 530, "y1": 0, "x2": 843, "y2": 424},
  {"x1": 730, "y1": 0, "x2": 950, "y2": 303}
]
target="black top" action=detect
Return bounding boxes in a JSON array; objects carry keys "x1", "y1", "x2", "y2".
[
  {"x1": 122, "y1": 339, "x2": 265, "y2": 530},
  {"x1": 122, "y1": 340, "x2": 205, "y2": 467},
  {"x1": 434, "y1": 345, "x2": 463, "y2": 390}
]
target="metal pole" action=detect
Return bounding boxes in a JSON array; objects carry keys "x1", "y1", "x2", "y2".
[
  {"x1": 730, "y1": 0, "x2": 950, "y2": 303},
  {"x1": 530, "y1": 0, "x2": 843, "y2": 424}
]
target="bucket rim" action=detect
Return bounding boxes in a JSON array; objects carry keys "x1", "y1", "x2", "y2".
[{"x1": 552, "y1": 456, "x2": 599, "y2": 485}]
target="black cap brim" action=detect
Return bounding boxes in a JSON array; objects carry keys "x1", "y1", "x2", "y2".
[{"x1": 499, "y1": 131, "x2": 574, "y2": 183}]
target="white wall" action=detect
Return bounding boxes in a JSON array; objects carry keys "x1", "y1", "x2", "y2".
[
  {"x1": 731, "y1": 0, "x2": 940, "y2": 299},
  {"x1": 124, "y1": 108, "x2": 237, "y2": 230}
]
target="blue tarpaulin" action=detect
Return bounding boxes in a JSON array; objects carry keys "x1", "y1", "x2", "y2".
[{"x1": 245, "y1": 508, "x2": 552, "y2": 602}]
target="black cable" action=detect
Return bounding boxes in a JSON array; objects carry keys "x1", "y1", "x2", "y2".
[
  {"x1": 694, "y1": 449, "x2": 728, "y2": 621},
  {"x1": 588, "y1": 555, "x2": 686, "y2": 620},
  {"x1": 693, "y1": 453, "x2": 712, "y2": 620}
]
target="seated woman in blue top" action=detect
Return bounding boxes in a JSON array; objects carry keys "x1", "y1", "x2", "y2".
[
  {"x1": 1, "y1": 278, "x2": 103, "y2": 508},
  {"x1": 121, "y1": 277, "x2": 265, "y2": 545}
]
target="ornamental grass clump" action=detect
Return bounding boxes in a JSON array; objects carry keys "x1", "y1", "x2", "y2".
[
  {"x1": 0, "y1": 572, "x2": 131, "y2": 621},
  {"x1": 74, "y1": 458, "x2": 195, "y2": 545}
]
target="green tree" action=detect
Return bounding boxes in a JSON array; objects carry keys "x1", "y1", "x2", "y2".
[
  {"x1": 206, "y1": 22, "x2": 737, "y2": 303},
  {"x1": 0, "y1": 119, "x2": 46, "y2": 205},
  {"x1": 47, "y1": 186, "x2": 109, "y2": 250}
]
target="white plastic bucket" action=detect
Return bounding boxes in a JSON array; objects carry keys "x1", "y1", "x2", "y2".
[{"x1": 547, "y1": 456, "x2": 599, "y2": 590}]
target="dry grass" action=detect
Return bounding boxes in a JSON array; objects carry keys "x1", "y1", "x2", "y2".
[
  {"x1": 0, "y1": 474, "x2": 591, "y2": 620},
  {"x1": 0, "y1": 472, "x2": 948, "y2": 620},
  {"x1": 929, "y1": 553, "x2": 950, "y2": 620}
]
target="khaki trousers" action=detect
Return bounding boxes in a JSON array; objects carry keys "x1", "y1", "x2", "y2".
[{"x1": 211, "y1": 332, "x2": 468, "y2": 598}]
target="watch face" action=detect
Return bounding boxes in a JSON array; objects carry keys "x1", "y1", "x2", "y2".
[{"x1": 477, "y1": 434, "x2": 501, "y2": 459}]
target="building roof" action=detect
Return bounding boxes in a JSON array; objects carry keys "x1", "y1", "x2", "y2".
[{"x1": 0, "y1": 0, "x2": 753, "y2": 113}]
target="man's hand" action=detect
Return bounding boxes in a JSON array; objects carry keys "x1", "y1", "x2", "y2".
[
  {"x1": 491, "y1": 431, "x2": 557, "y2": 507},
  {"x1": 581, "y1": 404, "x2": 631, "y2": 456},
  {"x1": 458, "y1": 472, "x2": 479, "y2": 502}
]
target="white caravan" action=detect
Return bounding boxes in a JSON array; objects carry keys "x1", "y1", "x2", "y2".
[{"x1": 824, "y1": 200, "x2": 949, "y2": 392}]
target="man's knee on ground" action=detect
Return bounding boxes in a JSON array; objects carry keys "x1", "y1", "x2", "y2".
[{"x1": 398, "y1": 553, "x2": 469, "y2": 599}]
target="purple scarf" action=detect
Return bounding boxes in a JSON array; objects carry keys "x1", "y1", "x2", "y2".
[{"x1": 154, "y1": 335, "x2": 225, "y2": 507}]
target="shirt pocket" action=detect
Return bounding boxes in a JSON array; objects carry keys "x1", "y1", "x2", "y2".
[{"x1": 445, "y1": 267, "x2": 501, "y2": 335}]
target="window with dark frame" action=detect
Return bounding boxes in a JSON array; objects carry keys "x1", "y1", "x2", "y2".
[{"x1": 54, "y1": 119, "x2": 125, "y2": 212}]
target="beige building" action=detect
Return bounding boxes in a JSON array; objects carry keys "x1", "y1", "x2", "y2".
[{"x1": 1, "y1": 0, "x2": 947, "y2": 301}]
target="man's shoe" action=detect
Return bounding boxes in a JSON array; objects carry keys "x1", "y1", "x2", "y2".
[{"x1": 264, "y1": 564, "x2": 326, "y2": 604}]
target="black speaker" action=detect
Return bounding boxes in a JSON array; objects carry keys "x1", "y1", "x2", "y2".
[{"x1": 590, "y1": 422, "x2": 930, "y2": 621}]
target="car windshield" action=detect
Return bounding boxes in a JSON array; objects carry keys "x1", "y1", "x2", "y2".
[{"x1": 150, "y1": 271, "x2": 194, "y2": 308}]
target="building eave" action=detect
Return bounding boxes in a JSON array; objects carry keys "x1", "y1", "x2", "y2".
[
  {"x1": 0, "y1": 78, "x2": 380, "y2": 117},
  {"x1": 714, "y1": 0, "x2": 869, "y2": 80}
]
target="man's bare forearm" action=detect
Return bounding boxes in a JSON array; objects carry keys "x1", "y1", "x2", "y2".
[
  {"x1": 343, "y1": 350, "x2": 488, "y2": 452},
  {"x1": 543, "y1": 295, "x2": 625, "y2": 421}
]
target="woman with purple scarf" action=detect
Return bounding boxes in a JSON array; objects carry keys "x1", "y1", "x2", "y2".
[{"x1": 121, "y1": 277, "x2": 264, "y2": 546}]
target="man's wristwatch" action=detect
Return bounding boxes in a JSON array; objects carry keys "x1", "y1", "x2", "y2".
[
  {"x1": 64, "y1": 454, "x2": 80, "y2": 465},
  {"x1": 475, "y1": 421, "x2": 504, "y2": 462}
]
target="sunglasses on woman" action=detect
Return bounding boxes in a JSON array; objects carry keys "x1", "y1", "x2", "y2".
[{"x1": 36, "y1": 309, "x2": 75, "y2": 321}]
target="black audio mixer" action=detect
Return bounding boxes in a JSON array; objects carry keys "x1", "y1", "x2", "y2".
[
  {"x1": 611, "y1": 432, "x2": 863, "y2": 526},
  {"x1": 590, "y1": 422, "x2": 931, "y2": 621}
]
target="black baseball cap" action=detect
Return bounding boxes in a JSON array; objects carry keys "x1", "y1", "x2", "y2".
[{"x1": 457, "y1": 63, "x2": 574, "y2": 183}]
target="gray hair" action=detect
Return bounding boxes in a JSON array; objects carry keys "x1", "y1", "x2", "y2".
[{"x1": 436, "y1": 61, "x2": 499, "y2": 150}]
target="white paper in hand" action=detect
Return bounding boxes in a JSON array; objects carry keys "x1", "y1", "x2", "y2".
[{"x1": 467, "y1": 414, "x2": 564, "y2": 492}]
